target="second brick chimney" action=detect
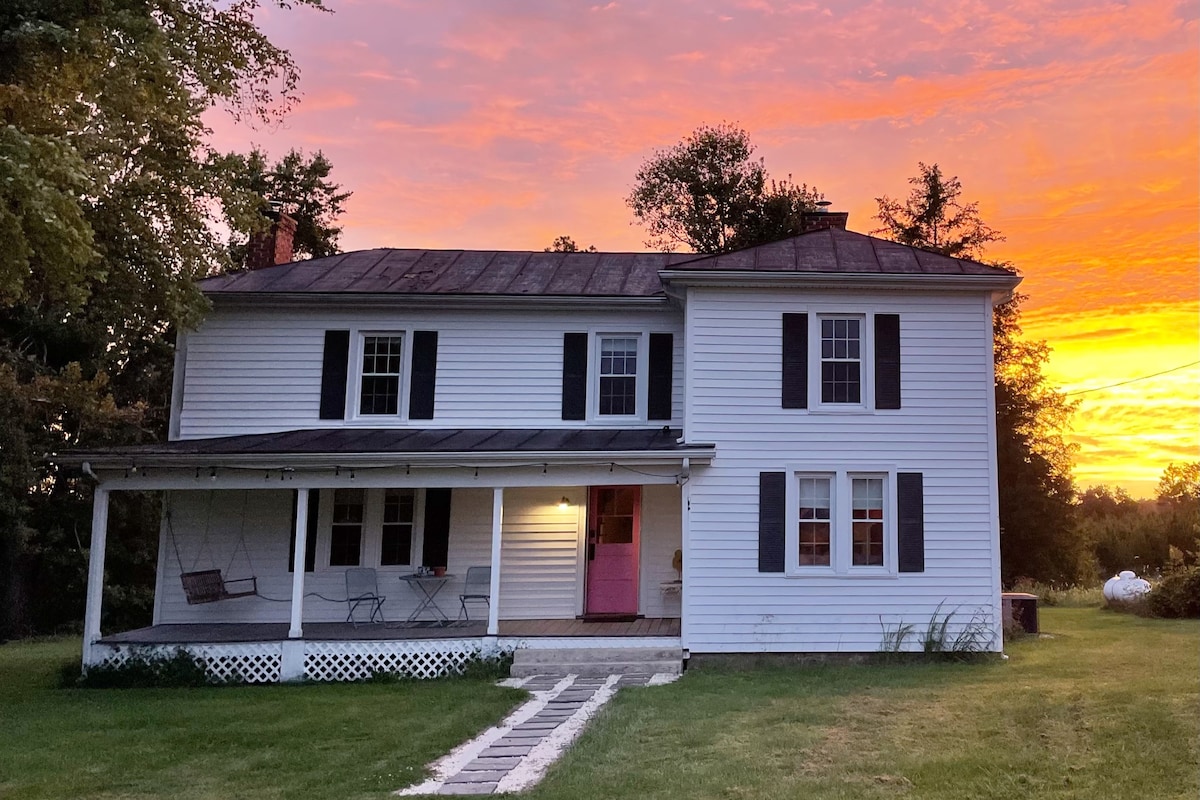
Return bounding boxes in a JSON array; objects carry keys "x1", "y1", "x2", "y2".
[
  {"x1": 800, "y1": 203, "x2": 849, "y2": 233},
  {"x1": 245, "y1": 211, "x2": 298, "y2": 270}
]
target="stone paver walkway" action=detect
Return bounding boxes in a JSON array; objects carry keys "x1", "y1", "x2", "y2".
[{"x1": 397, "y1": 672, "x2": 678, "y2": 796}]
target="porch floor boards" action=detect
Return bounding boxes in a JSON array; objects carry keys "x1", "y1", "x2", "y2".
[{"x1": 98, "y1": 617, "x2": 680, "y2": 645}]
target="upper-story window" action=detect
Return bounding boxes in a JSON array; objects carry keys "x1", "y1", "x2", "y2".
[
  {"x1": 359, "y1": 334, "x2": 404, "y2": 415},
  {"x1": 562, "y1": 331, "x2": 673, "y2": 423},
  {"x1": 598, "y1": 336, "x2": 639, "y2": 416},
  {"x1": 783, "y1": 312, "x2": 901, "y2": 411},
  {"x1": 820, "y1": 317, "x2": 862, "y2": 404}
]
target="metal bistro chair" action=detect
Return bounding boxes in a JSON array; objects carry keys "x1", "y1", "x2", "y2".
[
  {"x1": 345, "y1": 567, "x2": 386, "y2": 627},
  {"x1": 458, "y1": 566, "x2": 492, "y2": 622}
]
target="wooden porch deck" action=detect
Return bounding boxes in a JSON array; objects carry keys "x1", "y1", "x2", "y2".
[{"x1": 99, "y1": 617, "x2": 680, "y2": 645}]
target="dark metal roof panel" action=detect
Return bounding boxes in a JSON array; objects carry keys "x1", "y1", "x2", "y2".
[{"x1": 64, "y1": 428, "x2": 700, "y2": 460}]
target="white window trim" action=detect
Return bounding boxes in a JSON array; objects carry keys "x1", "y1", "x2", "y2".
[
  {"x1": 811, "y1": 313, "x2": 873, "y2": 413},
  {"x1": 349, "y1": 330, "x2": 412, "y2": 422},
  {"x1": 317, "y1": 488, "x2": 426, "y2": 571},
  {"x1": 785, "y1": 464, "x2": 897, "y2": 577},
  {"x1": 589, "y1": 331, "x2": 648, "y2": 423}
]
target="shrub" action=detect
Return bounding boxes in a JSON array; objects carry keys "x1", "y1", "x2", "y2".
[
  {"x1": 66, "y1": 649, "x2": 215, "y2": 688},
  {"x1": 1147, "y1": 566, "x2": 1200, "y2": 619}
]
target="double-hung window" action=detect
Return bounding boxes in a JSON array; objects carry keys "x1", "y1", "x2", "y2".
[
  {"x1": 792, "y1": 469, "x2": 893, "y2": 573},
  {"x1": 359, "y1": 334, "x2": 404, "y2": 415},
  {"x1": 380, "y1": 488, "x2": 416, "y2": 566},
  {"x1": 820, "y1": 317, "x2": 862, "y2": 404},
  {"x1": 798, "y1": 477, "x2": 833, "y2": 566},
  {"x1": 597, "y1": 335, "x2": 640, "y2": 417},
  {"x1": 329, "y1": 488, "x2": 366, "y2": 566}
]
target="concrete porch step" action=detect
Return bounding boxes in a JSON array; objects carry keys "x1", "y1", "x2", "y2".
[{"x1": 510, "y1": 646, "x2": 685, "y2": 677}]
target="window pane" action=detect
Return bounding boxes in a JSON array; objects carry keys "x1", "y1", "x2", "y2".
[
  {"x1": 853, "y1": 522, "x2": 884, "y2": 566},
  {"x1": 799, "y1": 522, "x2": 831, "y2": 566}
]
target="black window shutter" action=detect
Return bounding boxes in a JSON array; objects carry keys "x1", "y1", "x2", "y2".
[
  {"x1": 561, "y1": 332, "x2": 588, "y2": 421},
  {"x1": 759, "y1": 472, "x2": 786, "y2": 572},
  {"x1": 422, "y1": 488, "x2": 452, "y2": 568},
  {"x1": 288, "y1": 489, "x2": 318, "y2": 573},
  {"x1": 648, "y1": 333, "x2": 674, "y2": 421},
  {"x1": 782, "y1": 313, "x2": 808, "y2": 409},
  {"x1": 409, "y1": 330, "x2": 438, "y2": 420},
  {"x1": 319, "y1": 330, "x2": 351, "y2": 420},
  {"x1": 875, "y1": 314, "x2": 901, "y2": 410},
  {"x1": 897, "y1": 472, "x2": 925, "y2": 573}
]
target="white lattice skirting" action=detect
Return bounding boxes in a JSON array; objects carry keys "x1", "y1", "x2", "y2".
[
  {"x1": 306, "y1": 639, "x2": 483, "y2": 681},
  {"x1": 88, "y1": 639, "x2": 497, "y2": 684},
  {"x1": 91, "y1": 643, "x2": 283, "y2": 683}
]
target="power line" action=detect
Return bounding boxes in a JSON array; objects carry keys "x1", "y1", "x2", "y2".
[{"x1": 1063, "y1": 360, "x2": 1200, "y2": 396}]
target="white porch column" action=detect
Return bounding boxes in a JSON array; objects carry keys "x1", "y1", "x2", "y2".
[
  {"x1": 487, "y1": 487, "x2": 504, "y2": 636},
  {"x1": 289, "y1": 488, "x2": 309, "y2": 639},
  {"x1": 82, "y1": 487, "x2": 111, "y2": 667}
]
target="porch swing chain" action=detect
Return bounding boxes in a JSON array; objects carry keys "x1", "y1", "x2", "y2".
[
  {"x1": 165, "y1": 489, "x2": 258, "y2": 581},
  {"x1": 162, "y1": 488, "x2": 353, "y2": 605}
]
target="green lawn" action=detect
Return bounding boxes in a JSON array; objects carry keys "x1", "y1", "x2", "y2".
[
  {"x1": 529, "y1": 608, "x2": 1199, "y2": 799},
  {"x1": 2, "y1": 610, "x2": 1196, "y2": 799},
  {"x1": 0, "y1": 640, "x2": 525, "y2": 800}
]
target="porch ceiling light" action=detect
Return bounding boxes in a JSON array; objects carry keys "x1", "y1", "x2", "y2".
[{"x1": 558, "y1": 496, "x2": 571, "y2": 510}]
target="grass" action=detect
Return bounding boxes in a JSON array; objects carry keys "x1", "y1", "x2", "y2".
[
  {"x1": 2, "y1": 610, "x2": 1195, "y2": 799},
  {"x1": 527, "y1": 608, "x2": 1198, "y2": 800},
  {"x1": 0, "y1": 639, "x2": 525, "y2": 800}
]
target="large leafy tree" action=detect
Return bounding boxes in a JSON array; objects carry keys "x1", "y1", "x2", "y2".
[
  {"x1": 627, "y1": 123, "x2": 822, "y2": 253},
  {"x1": 874, "y1": 163, "x2": 1084, "y2": 584},
  {"x1": 0, "y1": 0, "x2": 325, "y2": 637},
  {"x1": 222, "y1": 147, "x2": 352, "y2": 264}
]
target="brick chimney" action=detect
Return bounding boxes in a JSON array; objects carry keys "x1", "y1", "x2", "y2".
[
  {"x1": 800, "y1": 202, "x2": 849, "y2": 233},
  {"x1": 245, "y1": 211, "x2": 298, "y2": 270}
]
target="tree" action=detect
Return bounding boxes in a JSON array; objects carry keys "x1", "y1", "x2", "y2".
[
  {"x1": 0, "y1": 0, "x2": 325, "y2": 638},
  {"x1": 1157, "y1": 462, "x2": 1200, "y2": 505},
  {"x1": 627, "y1": 123, "x2": 821, "y2": 253},
  {"x1": 874, "y1": 164, "x2": 1083, "y2": 585},
  {"x1": 223, "y1": 147, "x2": 352, "y2": 265},
  {"x1": 873, "y1": 163, "x2": 1004, "y2": 258},
  {"x1": 545, "y1": 236, "x2": 597, "y2": 253}
]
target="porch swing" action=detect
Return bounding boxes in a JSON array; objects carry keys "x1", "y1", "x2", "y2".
[{"x1": 166, "y1": 490, "x2": 260, "y2": 605}]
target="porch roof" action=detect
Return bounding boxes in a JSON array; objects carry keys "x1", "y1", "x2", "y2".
[{"x1": 57, "y1": 427, "x2": 715, "y2": 469}]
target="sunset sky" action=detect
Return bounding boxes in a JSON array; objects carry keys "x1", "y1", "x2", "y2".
[{"x1": 208, "y1": 0, "x2": 1199, "y2": 498}]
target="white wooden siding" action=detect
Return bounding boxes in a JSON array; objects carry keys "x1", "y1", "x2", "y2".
[
  {"x1": 639, "y1": 484, "x2": 682, "y2": 619},
  {"x1": 682, "y1": 288, "x2": 1002, "y2": 653},
  {"x1": 177, "y1": 306, "x2": 683, "y2": 438}
]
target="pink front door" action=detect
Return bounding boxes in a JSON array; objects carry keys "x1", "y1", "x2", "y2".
[{"x1": 585, "y1": 486, "x2": 641, "y2": 615}]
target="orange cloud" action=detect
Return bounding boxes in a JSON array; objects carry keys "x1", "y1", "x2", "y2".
[{"x1": 204, "y1": 0, "x2": 1199, "y2": 495}]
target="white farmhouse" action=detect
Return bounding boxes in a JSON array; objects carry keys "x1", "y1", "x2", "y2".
[{"x1": 63, "y1": 209, "x2": 1020, "y2": 681}]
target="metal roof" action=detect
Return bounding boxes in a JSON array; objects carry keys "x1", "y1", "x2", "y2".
[
  {"x1": 199, "y1": 229, "x2": 1016, "y2": 297},
  {"x1": 666, "y1": 228, "x2": 1016, "y2": 277},
  {"x1": 201, "y1": 250, "x2": 694, "y2": 297},
  {"x1": 60, "y1": 428, "x2": 712, "y2": 467}
]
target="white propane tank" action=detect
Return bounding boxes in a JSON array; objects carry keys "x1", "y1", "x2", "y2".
[{"x1": 1103, "y1": 570, "x2": 1152, "y2": 603}]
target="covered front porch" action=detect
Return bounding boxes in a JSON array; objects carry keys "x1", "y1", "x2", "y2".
[{"x1": 66, "y1": 428, "x2": 710, "y2": 682}]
